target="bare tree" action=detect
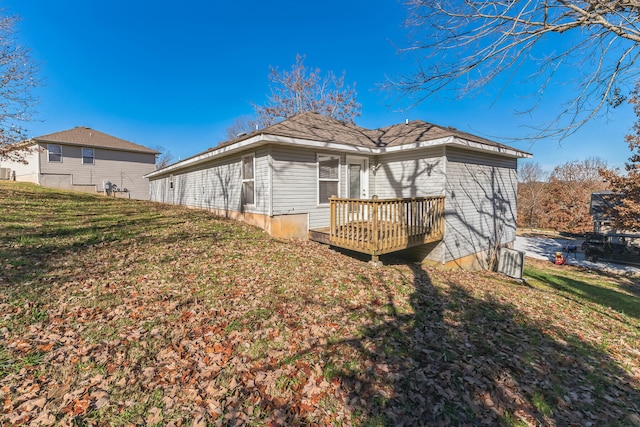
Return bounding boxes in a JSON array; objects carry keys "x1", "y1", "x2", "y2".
[
  {"x1": 392, "y1": 0, "x2": 640, "y2": 139},
  {"x1": 152, "y1": 146, "x2": 175, "y2": 170},
  {"x1": 0, "y1": 12, "x2": 38, "y2": 161},
  {"x1": 254, "y1": 54, "x2": 361, "y2": 128},
  {"x1": 517, "y1": 162, "x2": 548, "y2": 228},
  {"x1": 224, "y1": 115, "x2": 258, "y2": 141}
]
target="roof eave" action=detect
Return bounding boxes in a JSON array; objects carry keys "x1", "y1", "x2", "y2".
[
  {"x1": 146, "y1": 132, "x2": 531, "y2": 179},
  {"x1": 145, "y1": 134, "x2": 270, "y2": 178},
  {"x1": 378, "y1": 136, "x2": 531, "y2": 158},
  {"x1": 33, "y1": 137, "x2": 160, "y2": 155},
  {"x1": 447, "y1": 137, "x2": 532, "y2": 158}
]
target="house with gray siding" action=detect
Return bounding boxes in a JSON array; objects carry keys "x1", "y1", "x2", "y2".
[
  {"x1": 146, "y1": 112, "x2": 531, "y2": 268},
  {"x1": 0, "y1": 127, "x2": 159, "y2": 200}
]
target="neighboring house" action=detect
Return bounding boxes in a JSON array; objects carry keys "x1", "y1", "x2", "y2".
[
  {"x1": 590, "y1": 191, "x2": 639, "y2": 240},
  {"x1": 588, "y1": 192, "x2": 640, "y2": 258},
  {"x1": 146, "y1": 112, "x2": 531, "y2": 268},
  {"x1": 0, "y1": 127, "x2": 159, "y2": 200},
  {"x1": 590, "y1": 191, "x2": 619, "y2": 234}
]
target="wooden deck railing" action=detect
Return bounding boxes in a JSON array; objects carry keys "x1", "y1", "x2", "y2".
[{"x1": 329, "y1": 195, "x2": 445, "y2": 260}]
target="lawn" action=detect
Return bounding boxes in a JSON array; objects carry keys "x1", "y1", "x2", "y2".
[{"x1": 1, "y1": 181, "x2": 639, "y2": 426}]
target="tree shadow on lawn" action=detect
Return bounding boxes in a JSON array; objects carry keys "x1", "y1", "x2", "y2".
[
  {"x1": 331, "y1": 263, "x2": 640, "y2": 426},
  {"x1": 525, "y1": 266, "x2": 640, "y2": 320}
]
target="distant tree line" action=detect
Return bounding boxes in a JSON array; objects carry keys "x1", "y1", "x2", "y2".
[
  {"x1": 517, "y1": 158, "x2": 609, "y2": 233},
  {"x1": 519, "y1": 84, "x2": 640, "y2": 234},
  {"x1": 599, "y1": 82, "x2": 640, "y2": 231}
]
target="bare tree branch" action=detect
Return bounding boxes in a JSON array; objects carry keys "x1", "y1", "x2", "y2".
[
  {"x1": 601, "y1": 81, "x2": 640, "y2": 230},
  {"x1": 388, "y1": 0, "x2": 640, "y2": 140},
  {"x1": 223, "y1": 115, "x2": 258, "y2": 142},
  {"x1": 253, "y1": 55, "x2": 361, "y2": 128},
  {"x1": 152, "y1": 145, "x2": 175, "y2": 170},
  {"x1": 0, "y1": 11, "x2": 39, "y2": 161}
]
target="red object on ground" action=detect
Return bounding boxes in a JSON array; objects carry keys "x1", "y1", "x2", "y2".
[{"x1": 554, "y1": 252, "x2": 566, "y2": 265}]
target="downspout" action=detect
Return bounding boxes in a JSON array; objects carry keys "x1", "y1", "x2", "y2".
[
  {"x1": 36, "y1": 142, "x2": 41, "y2": 185},
  {"x1": 372, "y1": 155, "x2": 378, "y2": 197},
  {"x1": 268, "y1": 143, "x2": 273, "y2": 217},
  {"x1": 441, "y1": 145, "x2": 447, "y2": 265}
]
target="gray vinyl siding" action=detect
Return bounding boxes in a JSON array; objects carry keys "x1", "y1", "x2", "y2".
[
  {"x1": 0, "y1": 143, "x2": 155, "y2": 199},
  {"x1": 271, "y1": 146, "x2": 347, "y2": 230},
  {"x1": 373, "y1": 147, "x2": 445, "y2": 198},
  {"x1": 443, "y1": 147, "x2": 518, "y2": 264},
  {"x1": 148, "y1": 148, "x2": 269, "y2": 215},
  {"x1": 36, "y1": 143, "x2": 156, "y2": 200}
]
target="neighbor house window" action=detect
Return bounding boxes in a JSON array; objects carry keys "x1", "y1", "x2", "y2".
[
  {"x1": 48, "y1": 144, "x2": 62, "y2": 162},
  {"x1": 82, "y1": 147, "x2": 94, "y2": 165},
  {"x1": 318, "y1": 154, "x2": 339, "y2": 204},
  {"x1": 242, "y1": 154, "x2": 255, "y2": 205}
]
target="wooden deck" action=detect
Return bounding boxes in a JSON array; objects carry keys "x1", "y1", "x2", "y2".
[{"x1": 309, "y1": 196, "x2": 445, "y2": 262}]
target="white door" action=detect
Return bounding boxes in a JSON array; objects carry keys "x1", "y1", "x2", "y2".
[{"x1": 347, "y1": 157, "x2": 368, "y2": 199}]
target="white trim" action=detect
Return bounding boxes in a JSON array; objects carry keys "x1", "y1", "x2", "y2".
[
  {"x1": 47, "y1": 143, "x2": 62, "y2": 163},
  {"x1": 267, "y1": 146, "x2": 273, "y2": 217},
  {"x1": 317, "y1": 153, "x2": 340, "y2": 206},
  {"x1": 381, "y1": 136, "x2": 530, "y2": 159},
  {"x1": 145, "y1": 132, "x2": 531, "y2": 179},
  {"x1": 241, "y1": 153, "x2": 256, "y2": 206},
  {"x1": 441, "y1": 146, "x2": 447, "y2": 196},
  {"x1": 82, "y1": 147, "x2": 95, "y2": 165},
  {"x1": 36, "y1": 144, "x2": 41, "y2": 183},
  {"x1": 145, "y1": 135, "x2": 267, "y2": 178},
  {"x1": 346, "y1": 155, "x2": 369, "y2": 199},
  {"x1": 34, "y1": 138, "x2": 158, "y2": 155}
]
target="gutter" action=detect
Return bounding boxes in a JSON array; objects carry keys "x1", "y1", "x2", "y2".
[
  {"x1": 145, "y1": 133, "x2": 532, "y2": 179},
  {"x1": 33, "y1": 138, "x2": 160, "y2": 155}
]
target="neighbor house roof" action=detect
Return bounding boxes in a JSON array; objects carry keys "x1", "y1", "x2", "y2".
[
  {"x1": 32, "y1": 127, "x2": 159, "y2": 154},
  {"x1": 147, "y1": 112, "x2": 531, "y2": 178}
]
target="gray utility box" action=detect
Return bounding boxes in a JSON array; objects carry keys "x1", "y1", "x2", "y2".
[{"x1": 497, "y1": 248, "x2": 525, "y2": 279}]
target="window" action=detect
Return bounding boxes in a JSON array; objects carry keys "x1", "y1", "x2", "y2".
[
  {"x1": 242, "y1": 154, "x2": 255, "y2": 205},
  {"x1": 82, "y1": 147, "x2": 94, "y2": 165},
  {"x1": 48, "y1": 144, "x2": 62, "y2": 162},
  {"x1": 318, "y1": 154, "x2": 339, "y2": 204}
]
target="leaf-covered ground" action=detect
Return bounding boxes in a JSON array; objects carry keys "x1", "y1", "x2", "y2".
[{"x1": 1, "y1": 181, "x2": 639, "y2": 426}]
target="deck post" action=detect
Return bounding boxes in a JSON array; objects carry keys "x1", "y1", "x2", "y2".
[
  {"x1": 330, "y1": 195, "x2": 336, "y2": 238},
  {"x1": 371, "y1": 195, "x2": 379, "y2": 257},
  {"x1": 319, "y1": 195, "x2": 444, "y2": 259}
]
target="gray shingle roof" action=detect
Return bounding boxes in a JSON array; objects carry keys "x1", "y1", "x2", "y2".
[
  {"x1": 149, "y1": 112, "x2": 531, "y2": 176},
  {"x1": 33, "y1": 127, "x2": 159, "y2": 154},
  {"x1": 219, "y1": 111, "x2": 527, "y2": 153}
]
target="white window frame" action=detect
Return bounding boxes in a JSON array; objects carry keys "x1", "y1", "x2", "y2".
[
  {"x1": 242, "y1": 153, "x2": 255, "y2": 206},
  {"x1": 47, "y1": 144, "x2": 62, "y2": 163},
  {"x1": 317, "y1": 153, "x2": 340, "y2": 205},
  {"x1": 82, "y1": 147, "x2": 95, "y2": 165},
  {"x1": 346, "y1": 155, "x2": 369, "y2": 199}
]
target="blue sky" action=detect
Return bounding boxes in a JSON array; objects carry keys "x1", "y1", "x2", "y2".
[{"x1": 4, "y1": 0, "x2": 636, "y2": 173}]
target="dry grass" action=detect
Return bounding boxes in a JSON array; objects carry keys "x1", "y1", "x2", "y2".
[{"x1": 1, "y1": 182, "x2": 639, "y2": 426}]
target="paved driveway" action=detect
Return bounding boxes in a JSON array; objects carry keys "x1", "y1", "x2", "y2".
[{"x1": 514, "y1": 236, "x2": 640, "y2": 276}]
